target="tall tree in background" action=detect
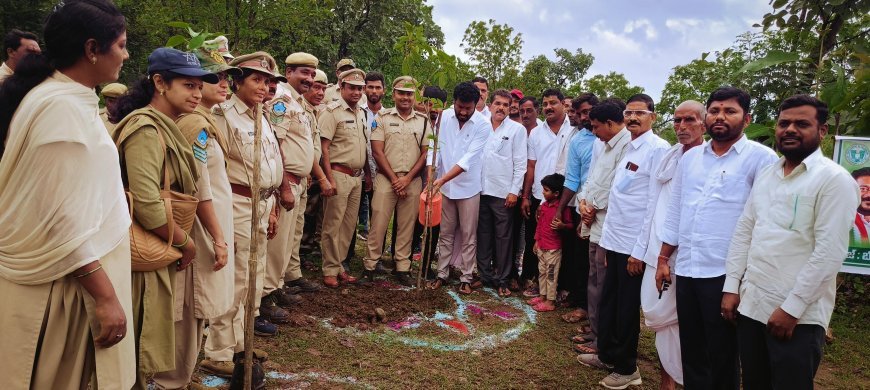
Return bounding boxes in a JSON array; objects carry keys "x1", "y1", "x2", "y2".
[
  {"x1": 582, "y1": 72, "x2": 644, "y2": 101},
  {"x1": 461, "y1": 19, "x2": 523, "y2": 86}
]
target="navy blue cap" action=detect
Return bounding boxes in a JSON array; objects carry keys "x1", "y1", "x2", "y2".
[{"x1": 147, "y1": 47, "x2": 219, "y2": 84}]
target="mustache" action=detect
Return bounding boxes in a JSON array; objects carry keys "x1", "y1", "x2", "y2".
[{"x1": 627, "y1": 120, "x2": 641, "y2": 126}]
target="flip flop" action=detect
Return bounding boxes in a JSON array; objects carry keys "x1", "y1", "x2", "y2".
[
  {"x1": 427, "y1": 278, "x2": 445, "y2": 290},
  {"x1": 570, "y1": 334, "x2": 596, "y2": 344},
  {"x1": 532, "y1": 302, "x2": 555, "y2": 312},
  {"x1": 561, "y1": 309, "x2": 588, "y2": 323},
  {"x1": 458, "y1": 282, "x2": 473, "y2": 295},
  {"x1": 572, "y1": 342, "x2": 598, "y2": 354}
]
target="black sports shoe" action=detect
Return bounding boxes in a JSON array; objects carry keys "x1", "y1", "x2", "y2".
[{"x1": 285, "y1": 277, "x2": 321, "y2": 293}]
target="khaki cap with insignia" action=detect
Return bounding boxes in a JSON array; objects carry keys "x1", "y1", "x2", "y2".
[
  {"x1": 100, "y1": 83, "x2": 127, "y2": 98},
  {"x1": 336, "y1": 58, "x2": 355, "y2": 70},
  {"x1": 339, "y1": 68, "x2": 366, "y2": 86},
  {"x1": 314, "y1": 69, "x2": 328, "y2": 84},
  {"x1": 284, "y1": 52, "x2": 319, "y2": 68},
  {"x1": 392, "y1": 76, "x2": 417, "y2": 92},
  {"x1": 230, "y1": 51, "x2": 287, "y2": 83}
]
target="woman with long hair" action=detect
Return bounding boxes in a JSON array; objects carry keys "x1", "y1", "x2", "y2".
[
  {"x1": 109, "y1": 47, "x2": 218, "y2": 389},
  {"x1": 0, "y1": 1, "x2": 134, "y2": 388},
  {"x1": 150, "y1": 47, "x2": 241, "y2": 389}
]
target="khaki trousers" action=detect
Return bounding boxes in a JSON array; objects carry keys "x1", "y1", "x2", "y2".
[
  {"x1": 436, "y1": 193, "x2": 480, "y2": 283},
  {"x1": 152, "y1": 267, "x2": 205, "y2": 389},
  {"x1": 264, "y1": 180, "x2": 304, "y2": 295},
  {"x1": 320, "y1": 171, "x2": 361, "y2": 276},
  {"x1": 285, "y1": 178, "x2": 308, "y2": 281},
  {"x1": 364, "y1": 174, "x2": 421, "y2": 272},
  {"x1": 535, "y1": 247, "x2": 562, "y2": 301},
  {"x1": 204, "y1": 195, "x2": 272, "y2": 362}
]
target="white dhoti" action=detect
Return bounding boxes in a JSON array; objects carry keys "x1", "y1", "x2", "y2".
[{"x1": 641, "y1": 263, "x2": 683, "y2": 385}]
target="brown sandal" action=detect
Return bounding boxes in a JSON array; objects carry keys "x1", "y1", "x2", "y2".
[
  {"x1": 498, "y1": 287, "x2": 512, "y2": 297},
  {"x1": 458, "y1": 282, "x2": 473, "y2": 295},
  {"x1": 572, "y1": 342, "x2": 598, "y2": 354}
]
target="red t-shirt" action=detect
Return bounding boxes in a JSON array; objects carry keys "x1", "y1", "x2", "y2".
[{"x1": 534, "y1": 199, "x2": 574, "y2": 250}]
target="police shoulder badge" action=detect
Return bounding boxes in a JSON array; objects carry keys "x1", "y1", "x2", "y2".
[
  {"x1": 270, "y1": 101, "x2": 287, "y2": 124},
  {"x1": 192, "y1": 129, "x2": 209, "y2": 163}
]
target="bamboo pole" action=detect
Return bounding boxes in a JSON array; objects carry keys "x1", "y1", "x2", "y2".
[
  {"x1": 416, "y1": 107, "x2": 439, "y2": 290},
  {"x1": 243, "y1": 102, "x2": 264, "y2": 389}
]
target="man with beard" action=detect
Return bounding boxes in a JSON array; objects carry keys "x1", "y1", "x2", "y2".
[
  {"x1": 655, "y1": 87, "x2": 777, "y2": 389},
  {"x1": 850, "y1": 168, "x2": 870, "y2": 246},
  {"x1": 318, "y1": 69, "x2": 370, "y2": 288},
  {"x1": 363, "y1": 76, "x2": 431, "y2": 286},
  {"x1": 520, "y1": 89, "x2": 575, "y2": 298},
  {"x1": 427, "y1": 82, "x2": 490, "y2": 294},
  {"x1": 632, "y1": 100, "x2": 707, "y2": 389},
  {"x1": 554, "y1": 93, "x2": 599, "y2": 326},
  {"x1": 262, "y1": 52, "x2": 325, "y2": 321},
  {"x1": 509, "y1": 89, "x2": 523, "y2": 123},
  {"x1": 477, "y1": 89, "x2": 527, "y2": 296},
  {"x1": 722, "y1": 95, "x2": 858, "y2": 389}
]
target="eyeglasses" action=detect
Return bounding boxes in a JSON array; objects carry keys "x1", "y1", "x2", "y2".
[{"x1": 623, "y1": 110, "x2": 652, "y2": 117}]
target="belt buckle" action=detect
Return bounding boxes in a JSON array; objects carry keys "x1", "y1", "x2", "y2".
[
  {"x1": 260, "y1": 187, "x2": 278, "y2": 200},
  {"x1": 353, "y1": 169, "x2": 362, "y2": 176}
]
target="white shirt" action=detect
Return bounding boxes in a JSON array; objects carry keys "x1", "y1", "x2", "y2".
[
  {"x1": 481, "y1": 118, "x2": 527, "y2": 198},
  {"x1": 661, "y1": 135, "x2": 778, "y2": 278},
  {"x1": 723, "y1": 150, "x2": 859, "y2": 327},
  {"x1": 599, "y1": 130, "x2": 670, "y2": 255},
  {"x1": 578, "y1": 129, "x2": 631, "y2": 242},
  {"x1": 527, "y1": 115, "x2": 574, "y2": 199},
  {"x1": 478, "y1": 105, "x2": 491, "y2": 119},
  {"x1": 431, "y1": 108, "x2": 490, "y2": 199}
]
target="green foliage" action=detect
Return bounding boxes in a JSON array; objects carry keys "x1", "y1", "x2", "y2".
[
  {"x1": 582, "y1": 72, "x2": 644, "y2": 101},
  {"x1": 164, "y1": 21, "x2": 223, "y2": 51},
  {"x1": 461, "y1": 19, "x2": 524, "y2": 85}
]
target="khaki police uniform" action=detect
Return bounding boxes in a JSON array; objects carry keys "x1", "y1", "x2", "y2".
[
  {"x1": 364, "y1": 105, "x2": 431, "y2": 272},
  {"x1": 99, "y1": 83, "x2": 127, "y2": 133},
  {"x1": 263, "y1": 83, "x2": 314, "y2": 295},
  {"x1": 203, "y1": 93, "x2": 282, "y2": 363},
  {"x1": 319, "y1": 74, "x2": 368, "y2": 277}
]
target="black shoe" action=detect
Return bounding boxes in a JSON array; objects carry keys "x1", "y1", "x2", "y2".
[
  {"x1": 394, "y1": 271, "x2": 413, "y2": 287},
  {"x1": 259, "y1": 299, "x2": 290, "y2": 324},
  {"x1": 374, "y1": 261, "x2": 391, "y2": 275},
  {"x1": 229, "y1": 351, "x2": 266, "y2": 390},
  {"x1": 253, "y1": 316, "x2": 278, "y2": 336},
  {"x1": 285, "y1": 277, "x2": 321, "y2": 293},
  {"x1": 359, "y1": 270, "x2": 375, "y2": 285},
  {"x1": 269, "y1": 289, "x2": 303, "y2": 308}
]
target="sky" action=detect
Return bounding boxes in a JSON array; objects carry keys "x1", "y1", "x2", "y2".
[{"x1": 428, "y1": 0, "x2": 772, "y2": 101}]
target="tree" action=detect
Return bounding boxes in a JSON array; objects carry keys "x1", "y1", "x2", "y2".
[
  {"x1": 460, "y1": 19, "x2": 523, "y2": 86},
  {"x1": 582, "y1": 72, "x2": 644, "y2": 101},
  {"x1": 551, "y1": 48, "x2": 594, "y2": 90}
]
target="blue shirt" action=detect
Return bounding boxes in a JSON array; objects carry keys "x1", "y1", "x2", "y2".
[{"x1": 563, "y1": 128, "x2": 596, "y2": 192}]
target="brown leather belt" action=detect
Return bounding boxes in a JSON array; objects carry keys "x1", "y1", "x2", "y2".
[
  {"x1": 331, "y1": 163, "x2": 362, "y2": 177},
  {"x1": 231, "y1": 183, "x2": 279, "y2": 200},
  {"x1": 284, "y1": 171, "x2": 301, "y2": 185}
]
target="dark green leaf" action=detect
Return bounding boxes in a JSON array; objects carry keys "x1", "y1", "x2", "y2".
[
  {"x1": 772, "y1": 0, "x2": 788, "y2": 9},
  {"x1": 736, "y1": 50, "x2": 800, "y2": 74},
  {"x1": 165, "y1": 35, "x2": 186, "y2": 48},
  {"x1": 188, "y1": 34, "x2": 207, "y2": 51}
]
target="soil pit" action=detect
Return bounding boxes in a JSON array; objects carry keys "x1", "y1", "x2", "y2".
[{"x1": 291, "y1": 283, "x2": 456, "y2": 329}]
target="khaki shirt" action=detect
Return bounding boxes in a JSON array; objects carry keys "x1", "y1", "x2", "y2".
[
  {"x1": 302, "y1": 98, "x2": 323, "y2": 163},
  {"x1": 371, "y1": 107, "x2": 431, "y2": 174},
  {"x1": 99, "y1": 107, "x2": 116, "y2": 133},
  {"x1": 325, "y1": 83, "x2": 367, "y2": 105},
  {"x1": 266, "y1": 84, "x2": 314, "y2": 178},
  {"x1": 214, "y1": 94, "x2": 283, "y2": 189},
  {"x1": 318, "y1": 98, "x2": 368, "y2": 170}
]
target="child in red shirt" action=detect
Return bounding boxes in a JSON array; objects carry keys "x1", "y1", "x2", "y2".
[{"x1": 529, "y1": 173, "x2": 573, "y2": 312}]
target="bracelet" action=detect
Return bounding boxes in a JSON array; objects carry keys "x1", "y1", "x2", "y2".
[
  {"x1": 73, "y1": 265, "x2": 102, "y2": 279},
  {"x1": 213, "y1": 240, "x2": 228, "y2": 249},
  {"x1": 172, "y1": 231, "x2": 190, "y2": 249}
]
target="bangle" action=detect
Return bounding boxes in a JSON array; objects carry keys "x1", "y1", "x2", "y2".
[
  {"x1": 213, "y1": 240, "x2": 228, "y2": 249},
  {"x1": 73, "y1": 265, "x2": 102, "y2": 279},
  {"x1": 172, "y1": 232, "x2": 190, "y2": 249}
]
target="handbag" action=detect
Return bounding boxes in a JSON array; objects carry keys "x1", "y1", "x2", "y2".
[{"x1": 120, "y1": 126, "x2": 199, "y2": 272}]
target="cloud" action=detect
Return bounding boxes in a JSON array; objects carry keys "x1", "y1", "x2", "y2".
[
  {"x1": 590, "y1": 20, "x2": 641, "y2": 52},
  {"x1": 537, "y1": 8, "x2": 573, "y2": 23},
  {"x1": 624, "y1": 19, "x2": 658, "y2": 40}
]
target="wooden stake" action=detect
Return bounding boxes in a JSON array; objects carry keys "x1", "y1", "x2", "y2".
[
  {"x1": 243, "y1": 102, "x2": 264, "y2": 389},
  {"x1": 417, "y1": 110, "x2": 439, "y2": 290}
]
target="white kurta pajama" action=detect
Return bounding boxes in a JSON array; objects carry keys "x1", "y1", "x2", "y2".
[{"x1": 0, "y1": 71, "x2": 135, "y2": 389}]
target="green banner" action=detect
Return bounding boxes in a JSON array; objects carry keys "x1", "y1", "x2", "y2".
[{"x1": 834, "y1": 136, "x2": 870, "y2": 275}]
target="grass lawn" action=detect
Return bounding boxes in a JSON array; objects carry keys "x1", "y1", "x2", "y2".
[{"x1": 201, "y1": 242, "x2": 870, "y2": 389}]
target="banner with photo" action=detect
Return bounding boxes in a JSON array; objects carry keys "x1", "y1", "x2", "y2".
[{"x1": 834, "y1": 136, "x2": 870, "y2": 275}]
